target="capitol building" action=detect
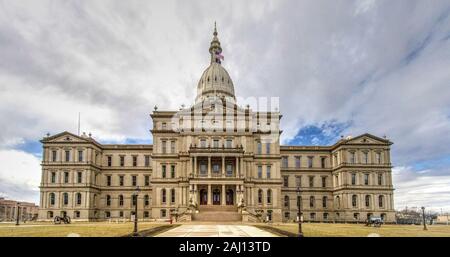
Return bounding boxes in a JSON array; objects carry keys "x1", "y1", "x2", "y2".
[{"x1": 38, "y1": 26, "x2": 395, "y2": 223}]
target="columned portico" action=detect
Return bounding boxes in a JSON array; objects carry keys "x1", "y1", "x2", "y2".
[{"x1": 195, "y1": 184, "x2": 239, "y2": 206}]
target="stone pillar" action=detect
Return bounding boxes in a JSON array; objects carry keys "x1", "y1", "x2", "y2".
[
  {"x1": 208, "y1": 157, "x2": 211, "y2": 178},
  {"x1": 194, "y1": 156, "x2": 197, "y2": 176},
  {"x1": 235, "y1": 157, "x2": 239, "y2": 178},
  {"x1": 189, "y1": 157, "x2": 193, "y2": 176},
  {"x1": 194, "y1": 184, "x2": 198, "y2": 204},
  {"x1": 222, "y1": 184, "x2": 226, "y2": 206},
  {"x1": 222, "y1": 156, "x2": 225, "y2": 177},
  {"x1": 207, "y1": 184, "x2": 212, "y2": 205}
]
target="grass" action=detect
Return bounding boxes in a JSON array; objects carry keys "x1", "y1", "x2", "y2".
[
  {"x1": 261, "y1": 223, "x2": 450, "y2": 237},
  {"x1": 0, "y1": 222, "x2": 170, "y2": 237}
]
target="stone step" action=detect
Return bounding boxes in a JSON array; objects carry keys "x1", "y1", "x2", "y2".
[
  {"x1": 192, "y1": 211, "x2": 242, "y2": 222},
  {"x1": 198, "y1": 205, "x2": 238, "y2": 212}
]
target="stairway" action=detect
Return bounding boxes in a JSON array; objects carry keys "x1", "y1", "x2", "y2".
[{"x1": 192, "y1": 205, "x2": 242, "y2": 222}]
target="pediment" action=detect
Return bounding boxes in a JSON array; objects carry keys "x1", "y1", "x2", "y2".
[
  {"x1": 345, "y1": 133, "x2": 390, "y2": 145},
  {"x1": 41, "y1": 131, "x2": 91, "y2": 143}
]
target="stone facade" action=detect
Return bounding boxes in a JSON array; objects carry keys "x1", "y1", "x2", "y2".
[
  {"x1": 38, "y1": 26, "x2": 395, "y2": 223},
  {"x1": 0, "y1": 197, "x2": 39, "y2": 222}
]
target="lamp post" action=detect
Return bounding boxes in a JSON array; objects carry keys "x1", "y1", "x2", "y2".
[
  {"x1": 16, "y1": 202, "x2": 20, "y2": 226},
  {"x1": 421, "y1": 207, "x2": 427, "y2": 231},
  {"x1": 296, "y1": 187, "x2": 303, "y2": 237},
  {"x1": 133, "y1": 186, "x2": 141, "y2": 236}
]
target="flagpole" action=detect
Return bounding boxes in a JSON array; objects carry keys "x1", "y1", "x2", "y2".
[{"x1": 77, "y1": 112, "x2": 80, "y2": 136}]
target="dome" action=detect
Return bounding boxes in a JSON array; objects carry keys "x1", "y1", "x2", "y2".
[
  {"x1": 195, "y1": 23, "x2": 236, "y2": 103},
  {"x1": 196, "y1": 62, "x2": 235, "y2": 103}
]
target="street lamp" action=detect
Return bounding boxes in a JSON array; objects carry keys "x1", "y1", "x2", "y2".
[
  {"x1": 421, "y1": 206, "x2": 427, "y2": 231},
  {"x1": 16, "y1": 202, "x2": 20, "y2": 226},
  {"x1": 296, "y1": 187, "x2": 303, "y2": 237},
  {"x1": 133, "y1": 186, "x2": 141, "y2": 236}
]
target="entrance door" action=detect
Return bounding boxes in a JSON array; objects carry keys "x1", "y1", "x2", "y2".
[
  {"x1": 226, "y1": 189, "x2": 234, "y2": 205},
  {"x1": 200, "y1": 189, "x2": 208, "y2": 205},
  {"x1": 212, "y1": 189, "x2": 221, "y2": 205}
]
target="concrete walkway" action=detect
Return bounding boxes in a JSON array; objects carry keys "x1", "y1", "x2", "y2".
[{"x1": 155, "y1": 224, "x2": 278, "y2": 237}]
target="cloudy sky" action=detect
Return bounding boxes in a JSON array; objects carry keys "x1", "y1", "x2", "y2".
[{"x1": 1, "y1": 0, "x2": 449, "y2": 212}]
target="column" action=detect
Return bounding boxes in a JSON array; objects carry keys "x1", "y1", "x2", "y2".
[
  {"x1": 207, "y1": 184, "x2": 212, "y2": 205},
  {"x1": 240, "y1": 158, "x2": 244, "y2": 178},
  {"x1": 222, "y1": 184, "x2": 226, "y2": 206},
  {"x1": 208, "y1": 157, "x2": 211, "y2": 178},
  {"x1": 235, "y1": 157, "x2": 239, "y2": 178},
  {"x1": 194, "y1": 156, "x2": 197, "y2": 176},
  {"x1": 189, "y1": 157, "x2": 193, "y2": 176},
  {"x1": 194, "y1": 184, "x2": 198, "y2": 204},
  {"x1": 222, "y1": 156, "x2": 225, "y2": 177}
]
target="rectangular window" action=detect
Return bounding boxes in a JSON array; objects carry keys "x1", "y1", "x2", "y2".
[
  {"x1": 226, "y1": 139, "x2": 232, "y2": 148},
  {"x1": 65, "y1": 150, "x2": 70, "y2": 162},
  {"x1": 257, "y1": 142, "x2": 262, "y2": 154},
  {"x1": 107, "y1": 156, "x2": 112, "y2": 167},
  {"x1": 295, "y1": 156, "x2": 301, "y2": 168},
  {"x1": 51, "y1": 172, "x2": 56, "y2": 183},
  {"x1": 162, "y1": 165, "x2": 167, "y2": 178},
  {"x1": 363, "y1": 152, "x2": 368, "y2": 164},
  {"x1": 364, "y1": 174, "x2": 369, "y2": 185},
  {"x1": 145, "y1": 175, "x2": 150, "y2": 186},
  {"x1": 132, "y1": 156, "x2": 137, "y2": 167},
  {"x1": 266, "y1": 143, "x2": 270, "y2": 154},
  {"x1": 226, "y1": 164, "x2": 233, "y2": 176},
  {"x1": 162, "y1": 140, "x2": 167, "y2": 153},
  {"x1": 77, "y1": 172, "x2": 82, "y2": 183},
  {"x1": 171, "y1": 141, "x2": 175, "y2": 153},
  {"x1": 257, "y1": 166, "x2": 262, "y2": 178},
  {"x1": 132, "y1": 175, "x2": 137, "y2": 186},
  {"x1": 376, "y1": 152, "x2": 381, "y2": 164},
  {"x1": 144, "y1": 155, "x2": 150, "y2": 167},
  {"x1": 378, "y1": 174, "x2": 383, "y2": 185},
  {"x1": 351, "y1": 173, "x2": 356, "y2": 185},
  {"x1": 213, "y1": 140, "x2": 219, "y2": 148},
  {"x1": 322, "y1": 176, "x2": 327, "y2": 188},
  {"x1": 308, "y1": 156, "x2": 313, "y2": 168},
  {"x1": 171, "y1": 165, "x2": 175, "y2": 178},
  {"x1": 161, "y1": 122, "x2": 167, "y2": 130},
  {"x1": 120, "y1": 156, "x2": 125, "y2": 166},
  {"x1": 349, "y1": 152, "x2": 355, "y2": 164},
  {"x1": 52, "y1": 150, "x2": 57, "y2": 162},
  {"x1": 64, "y1": 172, "x2": 69, "y2": 183},
  {"x1": 321, "y1": 157, "x2": 326, "y2": 168},
  {"x1": 119, "y1": 175, "x2": 124, "y2": 186},
  {"x1": 107, "y1": 175, "x2": 111, "y2": 186},
  {"x1": 78, "y1": 150, "x2": 83, "y2": 162},
  {"x1": 295, "y1": 176, "x2": 301, "y2": 187},
  {"x1": 266, "y1": 165, "x2": 271, "y2": 179},
  {"x1": 282, "y1": 156, "x2": 288, "y2": 168},
  {"x1": 283, "y1": 176, "x2": 289, "y2": 187},
  {"x1": 309, "y1": 176, "x2": 314, "y2": 187}
]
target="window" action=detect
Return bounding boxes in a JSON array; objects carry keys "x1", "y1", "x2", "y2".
[
  {"x1": 213, "y1": 139, "x2": 219, "y2": 148},
  {"x1": 106, "y1": 195, "x2": 111, "y2": 206},
  {"x1": 49, "y1": 193, "x2": 55, "y2": 205},
  {"x1": 284, "y1": 195, "x2": 290, "y2": 208},
  {"x1": 63, "y1": 193, "x2": 69, "y2": 205},
  {"x1": 258, "y1": 189, "x2": 263, "y2": 204},
  {"x1": 379, "y1": 195, "x2": 384, "y2": 208},
  {"x1": 266, "y1": 165, "x2": 271, "y2": 178},
  {"x1": 144, "y1": 195, "x2": 149, "y2": 206},
  {"x1": 162, "y1": 189, "x2": 166, "y2": 203},
  {"x1": 119, "y1": 211, "x2": 124, "y2": 217},
  {"x1": 376, "y1": 152, "x2": 381, "y2": 164},
  {"x1": 363, "y1": 152, "x2": 368, "y2": 164},
  {"x1": 105, "y1": 211, "x2": 110, "y2": 218},
  {"x1": 171, "y1": 165, "x2": 175, "y2": 178},
  {"x1": 171, "y1": 188, "x2": 176, "y2": 203},
  {"x1": 78, "y1": 150, "x2": 83, "y2": 162},
  {"x1": 349, "y1": 152, "x2": 355, "y2": 164},
  {"x1": 309, "y1": 196, "x2": 315, "y2": 208},
  {"x1": 322, "y1": 196, "x2": 327, "y2": 208},
  {"x1": 364, "y1": 174, "x2": 369, "y2": 185},
  {"x1": 295, "y1": 176, "x2": 301, "y2": 187},
  {"x1": 107, "y1": 156, "x2": 112, "y2": 167},
  {"x1": 295, "y1": 156, "x2": 301, "y2": 168},
  {"x1": 378, "y1": 174, "x2": 383, "y2": 185},
  {"x1": 365, "y1": 195, "x2": 371, "y2": 207},
  {"x1": 213, "y1": 164, "x2": 220, "y2": 173},
  {"x1": 64, "y1": 172, "x2": 69, "y2": 183},
  {"x1": 267, "y1": 189, "x2": 272, "y2": 204},
  {"x1": 282, "y1": 156, "x2": 288, "y2": 168},
  {"x1": 310, "y1": 213, "x2": 316, "y2": 220},
  {"x1": 284, "y1": 212, "x2": 290, "y2": 219},
  {"x1": 65, "y1": 150, "x2": 70, "y2": 162},
  {"x1": 119, "y1": 195, "x2": 124, "y2": 206},
  {"x1": 161, "y1": 209, "x2": 167, "y2": 217},
  {"x1": 162, "y1": 140, "x2": 167, "y2": 153},
  {"x1": 77, "y1": 172, "x2": 82, "y2": 183},
  {"x1": 226, "y1": 139, "x2": 232, "y2": 148},
  {"x1": 107, "y1": 175, "x2": 111, "y2": 186},
  {"x1": 48, "y1": 211, "x2": 54, "y2": 218},
  {"x1": 351, "y1": 173, "x2": 356, "y2": 185},
  {"x1": 133, "y1": 156, "x2": 137, "y2": 167},
  {"x1": 226, "y1": 164, "x2": 233, "y2": 176},
  {"x1": 322, "y1": 176, "x2": 327, "y2": 188},
  {"x1": 162, "y1": 165, "x2": 167, "y2": 178},
  {"x1": 119, "y1": 176, "x2": 124, "y2": 186},
  {"x1": 162, "y1": 122, "x2": 167, "y2": 130},
  {"x1": 321, "y1": 157, "x2": 326, "y2": 168},
  {"x1": 354, "y1": 213, "x2": 359, "y2": 220},
  {"x1": 297, "y1": 196, "x2": 302, "y2": 208},
  {"x1": 309, "y1": 176, "x2": 314, "y2": 187},
  {"x1": 200, "y1": 162, "x2": 207, "y2": 175},
  {"x1": 75, "y1": 193, "x2": 81, "y2": 205},
  {"x1": 144, "y1": 211, "x2": 149, "y2": 218},
  {"x1": 308, "y1": 156, "x2": 313, "y2": 168},
  {"x1": 200, "y1": 139, "x2": 206, "y2": 148},
  {"x1": 352, "y1": 195, "x2": 357, "y2": 208},
  {"x1": 132, "y1": 194, "x2": 137, "y2": 206},
  {"x1": 52, "y1": 150, "x2": 57, "y2": 162},
  {"x1": 145, "y1": 176, "x2": 150, "y2": 186},
  {"x1": 75, "y1": 211, "x2": 81, "y2": 218},
  {"x1": 266, "y1": 143, "x2": 270, "y2": 154},
  {"x1": 51, "y1": 172, "x2": 56, "y2": 183},
  {"x1": 257, "y1": 166, "x2": 262, "y2": 178},
  {"x1": 132, "y1": 175, "x2": 137, "y2": 186},
  {"x1": 257, "y1": 142, "x2": 262, "y2": 154},
  {"x1": 120, "y1": 156, "x2": 125, "y2": 166},
  {"x1": 144, "y1": 155, "x2": 150, "y2": 167},
  {"x1": 283, "y1": 176, "x2": 289, "y2": 187},
  {"x1": 323, "y1": 213, "x2": 329, "y2": 220}
]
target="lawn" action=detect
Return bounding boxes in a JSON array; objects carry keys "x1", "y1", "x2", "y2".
[
  {"x1": 263, "y1": 223, "x2": 450, "y2": 237},
  {"x1": 0, "y1": 222, "x2": 170, "y2": 237}
]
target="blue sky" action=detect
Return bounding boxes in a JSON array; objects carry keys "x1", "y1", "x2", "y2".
[{"x1": 1, "y1": 0, "x2": 450, "y2": 212}]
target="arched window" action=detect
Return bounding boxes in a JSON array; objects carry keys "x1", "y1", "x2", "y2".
[
  {"x1": 379, "y1": 195, "x2": 384, "y2": 208},
  {"x1": 76, "y1": 192, "x2": 82, "y2": 205},
  {"x1": 171, "y1": 188, "x2": 176, "y2": 203},
  {"x1": 119, "y1": 195, "x2": 124, "y2": 206},
  {"x1": 258, "y1": 189, "x2": 263, "y2": 204},
  {"x1": 106, "y1": 195, "x2": 111, "y2": 206},
  {"x1": 352, "y1": 195, "x2": 358, "y2": 208},
  {"x1": 162, "y1": 189, "x2": 167, "y2": 203},
  {"x1": 322, "y1": 196, "x2": 327, "y2": 208},
  {"x1": 365, "y1": 195, "x2": 371, "y2": 207},
  {"x1": 309, "y1": 196, "x2": 315, "y2": 208},
  {"x1": 63, "y1": 193, "x2": 69, "y2": 205},
  {"x1": 49, "y1": 193, "x2": 55, "y2": 206},
  {"x1": 336, "y1": 196, "x2": 340, "y2": 209},
  {"x1": 267, "y1": 189, "x2": 272, "y2": 204},
  {"x1": 284, "y1": 195, "x2": 289, "y2": 208},
  {"x1": 144, "y1": 195, "x2": 149, "y2": 206}
]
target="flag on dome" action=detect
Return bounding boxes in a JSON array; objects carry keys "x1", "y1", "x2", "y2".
[{"x1": 215, "y1": 52, "x2": 224, "y2": 60}]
